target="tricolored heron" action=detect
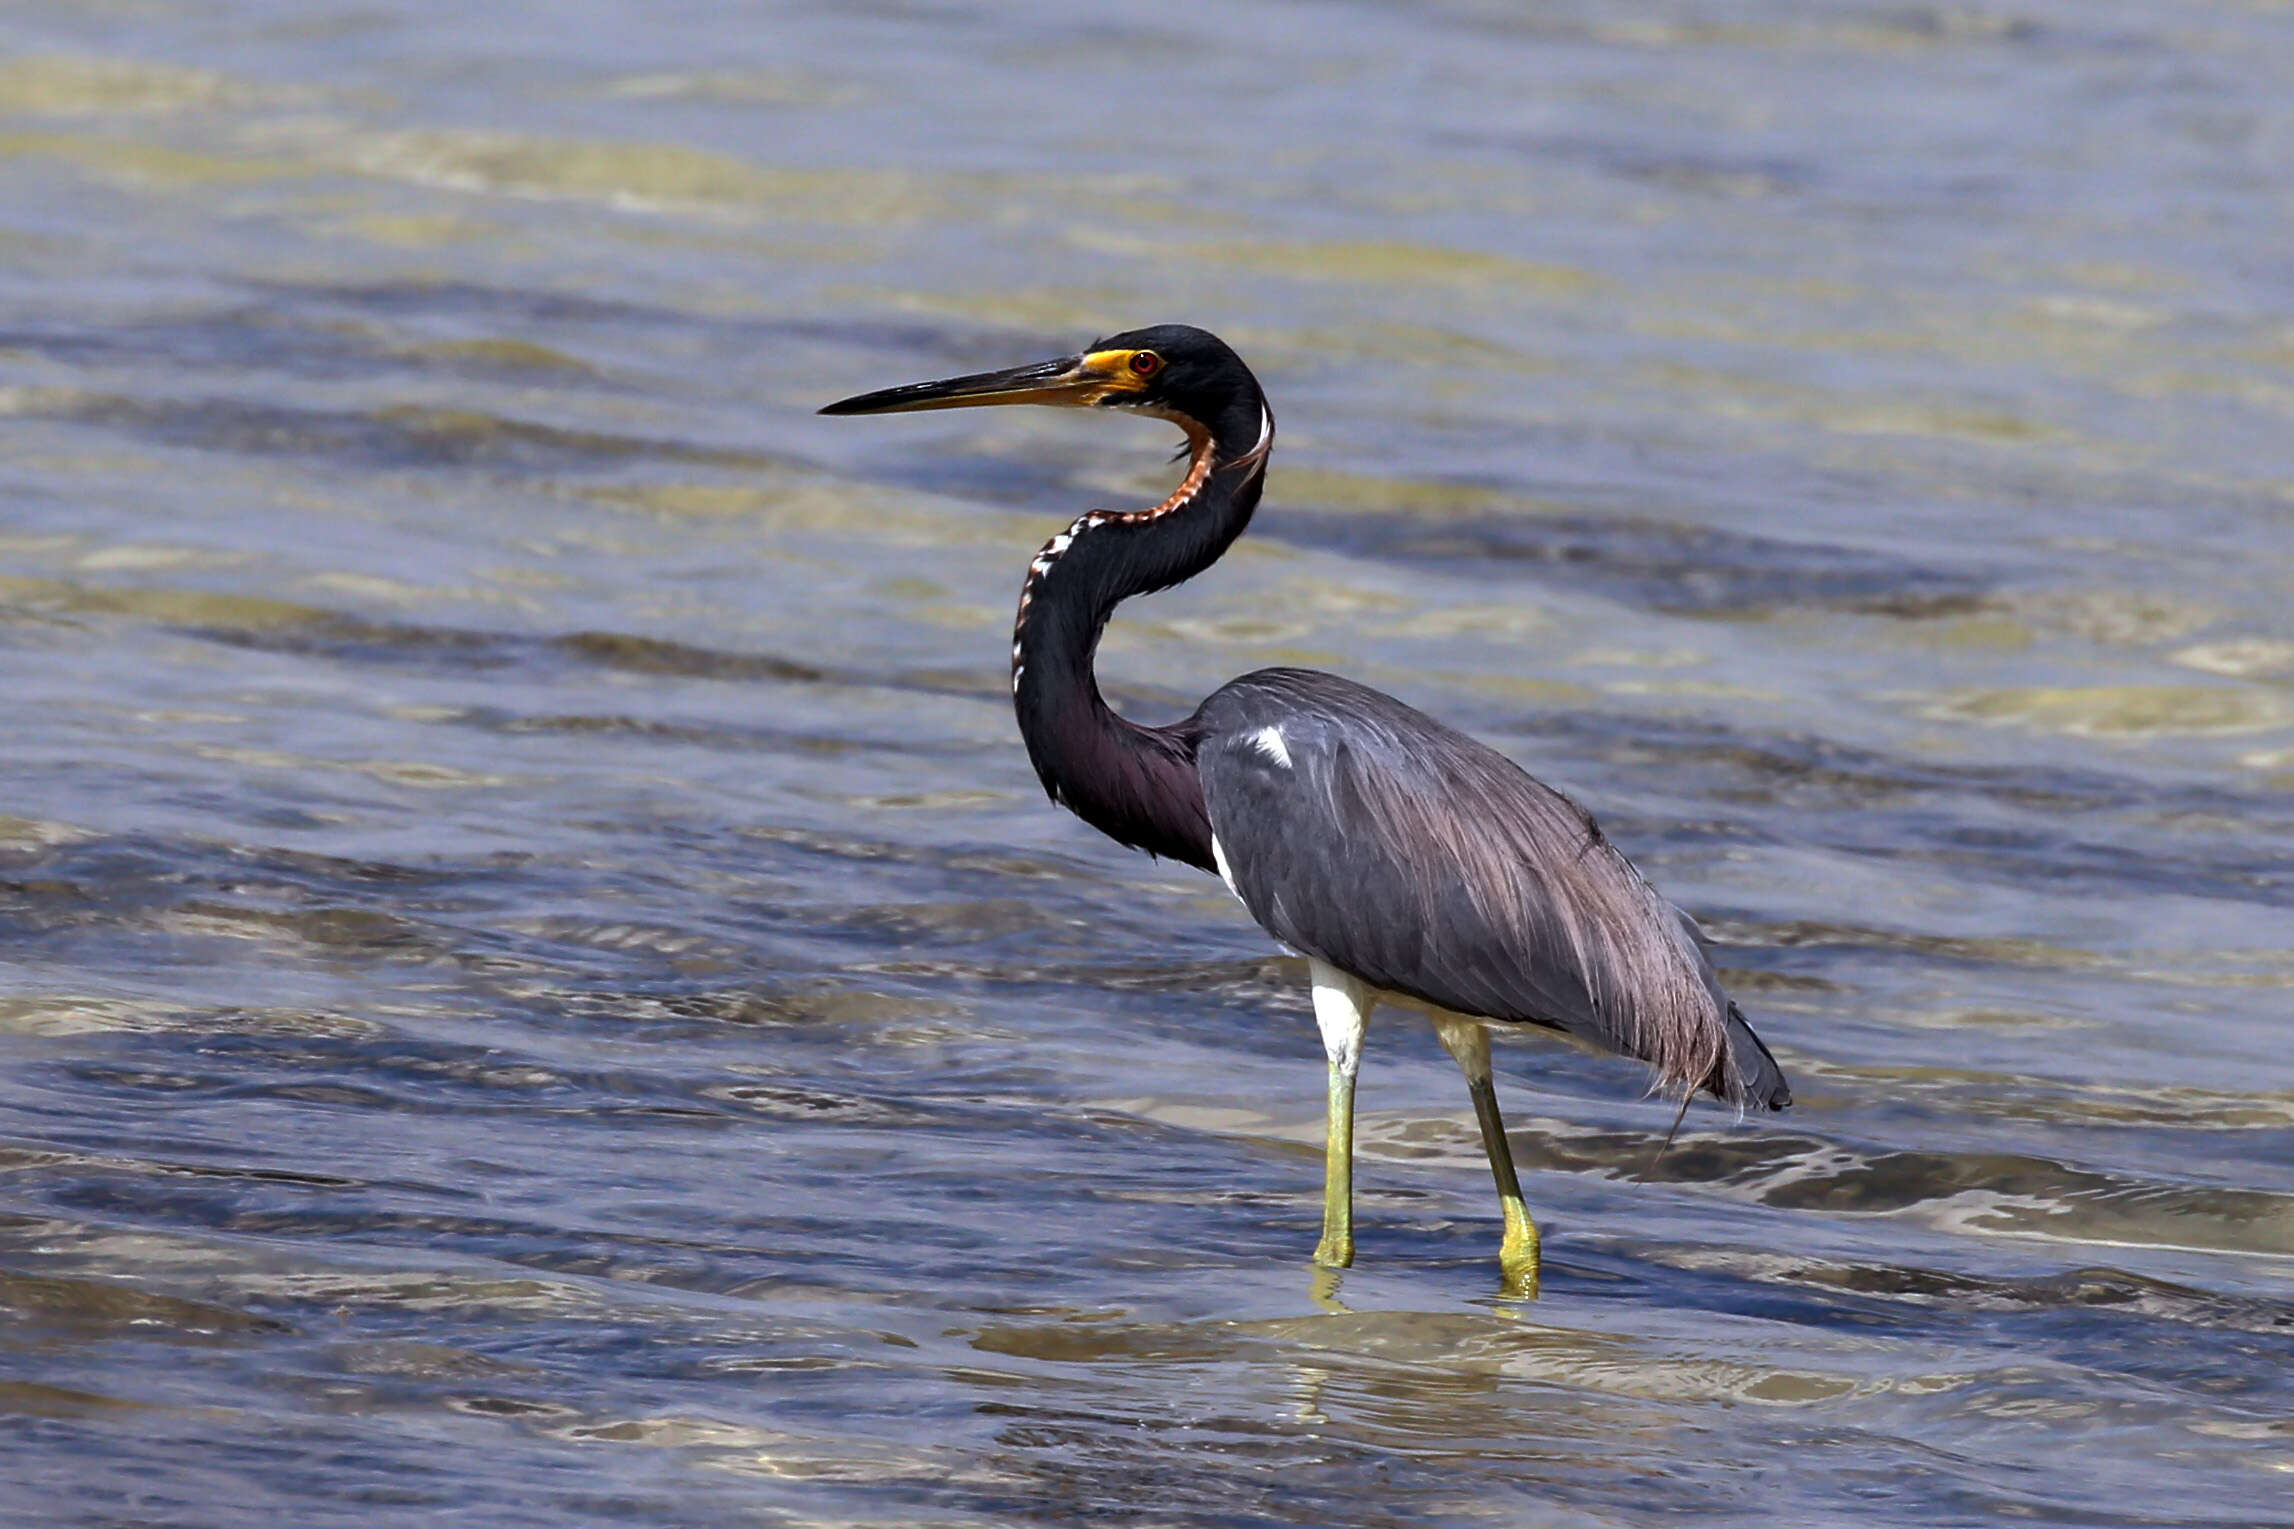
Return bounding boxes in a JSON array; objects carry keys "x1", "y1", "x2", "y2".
[{"x1": 823, "y1": 325, "x2": 1789, "y2": 1292}]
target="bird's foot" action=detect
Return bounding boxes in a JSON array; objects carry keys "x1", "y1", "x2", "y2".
[{"x1": 1496, "y1": 1198, "x2": 1541, "y2": 1299}]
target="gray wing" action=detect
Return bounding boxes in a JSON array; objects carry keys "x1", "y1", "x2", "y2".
[{"x1": 1195, "y1": 668, "x2": 1787, "y2": 1110}]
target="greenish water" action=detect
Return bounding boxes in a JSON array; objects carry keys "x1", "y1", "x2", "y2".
[{"x1": 0, "y1": 3, "x2": 2290, "y2": 1525}]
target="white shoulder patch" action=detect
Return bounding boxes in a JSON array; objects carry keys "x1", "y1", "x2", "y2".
[{"x1": 1246, "y1": 725, "x2": 1291, "y2": 768}]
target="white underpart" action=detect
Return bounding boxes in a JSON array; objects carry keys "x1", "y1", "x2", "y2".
[
  {"x1": 1247, "y1": 725, "x2": 1291, "y2": 768},
  {"x1": 1428, "y1": 1013, "x2": 1493, "y2": 1085},
  {"x1": 1210, "y1": 833, "x2": 1241, "y2": 897},
  {"x1": 1310, "y1": 957, "x2": 1375, "y2": 1079}
]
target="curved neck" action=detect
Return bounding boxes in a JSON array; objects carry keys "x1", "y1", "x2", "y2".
[{"x1": 1012, "y1": 397, "x2": 1271, "y2": 870}]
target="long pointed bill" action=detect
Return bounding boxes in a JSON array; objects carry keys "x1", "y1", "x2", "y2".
[{"x1": 819, "y1": 349, "x2": 1146, "y2": 416}]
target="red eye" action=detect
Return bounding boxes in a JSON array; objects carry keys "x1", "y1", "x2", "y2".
[{"x1": 1129, "y1": 351, "x2": 1162, "y2": 377}]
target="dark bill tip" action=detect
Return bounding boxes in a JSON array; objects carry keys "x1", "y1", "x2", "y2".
[{"x1": 817, "y1": 382, "x2": 937, "y2": 416}]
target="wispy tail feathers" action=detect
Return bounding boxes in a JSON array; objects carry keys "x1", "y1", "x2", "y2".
[{"x1": 1717, "y1": 1002, "x2": 1791, "y2": 1111}]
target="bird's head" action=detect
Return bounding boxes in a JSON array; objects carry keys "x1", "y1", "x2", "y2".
[{"x1": 820, "y1": 324, "x2": 1265, "y2": 451}]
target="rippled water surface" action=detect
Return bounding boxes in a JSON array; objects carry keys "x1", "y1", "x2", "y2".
[{"x1": 3, "y1": 2, "x2": 2291, "y2": 1524}]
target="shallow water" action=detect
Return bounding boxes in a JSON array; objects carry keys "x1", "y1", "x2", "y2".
[{"x1": 1, "y1": 2, "x2": 2290, "y2": 1524}]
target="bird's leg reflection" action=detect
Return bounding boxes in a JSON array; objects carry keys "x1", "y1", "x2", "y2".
[
  {"x1": 1431, "y1": 1016, "x2": 1541, "y2": 1297},
  {"x1": 1307, "y1": 1263, "x2": 1352, "y2": 1313},
  {"x1": 1309, "y1": 960, "x2": 1375, "y2": 1270}
]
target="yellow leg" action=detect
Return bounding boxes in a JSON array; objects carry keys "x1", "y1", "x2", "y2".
[
  {"x1": 1315, "y1": 1054, "x2": 1357, "y2": 1267},
  {"x1": 1430, "y1": 1016, "x2": 1541, "y2": 1296},
  {"x1": 1308, "y1": 959, "x2": 1373, "y2": 1270}
]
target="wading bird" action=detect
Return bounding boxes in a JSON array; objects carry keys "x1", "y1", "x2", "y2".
[{"x1": 823, "y1": 326, "x2": 1788, "y2": 1291}]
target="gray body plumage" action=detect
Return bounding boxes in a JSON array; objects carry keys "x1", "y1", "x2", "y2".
[{"x1": 1196, "y1": 668, "x2": 1788, "y2": 1111}]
